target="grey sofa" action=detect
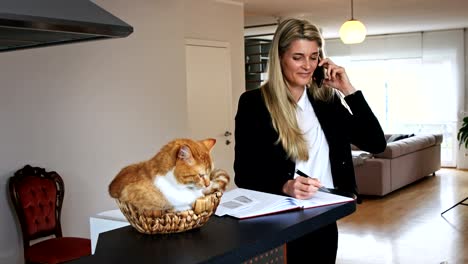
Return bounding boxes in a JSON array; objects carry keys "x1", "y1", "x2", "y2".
[{"x1": 353, "y1": 134, "x2": 443, "y2": 196}]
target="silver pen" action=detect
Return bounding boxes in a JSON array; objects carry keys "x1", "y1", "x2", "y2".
[{"x1": 295, "y1": 169, "x2": 331, "y2": 193}]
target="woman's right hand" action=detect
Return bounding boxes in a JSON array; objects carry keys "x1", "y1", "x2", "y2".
[{"x1": 282, "y1": 176, "x2": 322, "y2": 199}]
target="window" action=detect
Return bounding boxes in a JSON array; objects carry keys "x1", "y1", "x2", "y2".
[
  {"x1": 343, "y1": 58, "x2": 456, "y2": 166},
  {"x1": 327, "y1": 30, "x2": 464, "y2": 167}
]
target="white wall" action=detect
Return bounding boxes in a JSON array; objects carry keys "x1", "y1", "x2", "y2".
[{"x1": 0, "y1": 0, "x2": 244, "y2": 263}]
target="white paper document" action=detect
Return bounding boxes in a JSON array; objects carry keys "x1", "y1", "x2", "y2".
[{"x1": 215, "y1": 188, "x2": 354, "y2": 219}]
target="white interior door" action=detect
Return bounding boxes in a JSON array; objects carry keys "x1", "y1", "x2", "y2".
[{"x1": 185, "y1": 39, "x2": 234, "y2": 188}]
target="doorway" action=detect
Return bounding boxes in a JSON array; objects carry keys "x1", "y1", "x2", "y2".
[{"x1": 185, "y1": 39, "x2": 234, "y2": 188}]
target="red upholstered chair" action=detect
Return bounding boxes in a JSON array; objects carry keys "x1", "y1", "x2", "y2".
[{"x1": 8, "y1": 165, "x2": 91, "y2": 264}]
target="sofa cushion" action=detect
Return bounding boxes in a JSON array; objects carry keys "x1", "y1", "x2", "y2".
[{"x1": 375, "y1": 134, "x2": 437, "y2": 158}]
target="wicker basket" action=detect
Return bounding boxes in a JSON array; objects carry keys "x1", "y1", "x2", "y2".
[{"x1": 115, "y1": 191, "x2": 222, "y2": 234}]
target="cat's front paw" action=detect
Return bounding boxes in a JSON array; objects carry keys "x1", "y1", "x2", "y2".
[{"x1": 204, "y1": 169, "x2": 230, "y2": 194}]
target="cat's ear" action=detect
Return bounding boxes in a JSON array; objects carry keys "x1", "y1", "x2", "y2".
[
  {"x1": 201, "y1": 138, "x2": 216, "y2": 151},
  {"x1": 177, "y1": 145, "x2": 193, "y2": 163}
]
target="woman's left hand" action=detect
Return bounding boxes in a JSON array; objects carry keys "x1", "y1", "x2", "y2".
[{"x1": 319, "y1": 58, "x2": 357, "y2": 96}]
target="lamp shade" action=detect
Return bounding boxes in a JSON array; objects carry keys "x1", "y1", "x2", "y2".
[{"x1": 339, "y1": 19, "x2": 367, "y2": 44}]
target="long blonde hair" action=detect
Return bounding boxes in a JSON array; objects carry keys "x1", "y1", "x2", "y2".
[{"x1": 261, "y1": 18, "x2": 334, "y2": 161}]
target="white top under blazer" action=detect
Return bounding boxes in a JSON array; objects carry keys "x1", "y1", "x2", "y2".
[{"x1": 294, "y1": 87, "x2": 334, "y2": 188}]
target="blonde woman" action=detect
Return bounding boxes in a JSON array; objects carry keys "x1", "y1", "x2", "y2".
[{"x1": 234, "y1": 18, "x2": 386, "y2": 263}]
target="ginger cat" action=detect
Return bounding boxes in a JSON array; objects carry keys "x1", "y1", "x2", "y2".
[{"x1": 109, "y1": 138, "x2": 229, "y2": 212}]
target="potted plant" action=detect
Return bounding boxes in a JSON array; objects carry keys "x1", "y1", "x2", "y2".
[{"x1": 457, "y1": 116, "x2": 468, "y2": 148}]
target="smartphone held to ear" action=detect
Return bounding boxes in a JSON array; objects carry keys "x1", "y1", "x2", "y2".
[{"x1": 313, "y1": 58, "x2": 325, "y2": 88}]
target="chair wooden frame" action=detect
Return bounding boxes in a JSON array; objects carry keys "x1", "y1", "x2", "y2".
[
  {"x1": 8, "y1": 164, "x2": 91, "y2": 264},
  {"x1": 9, "y1": 165, "x2": 65, "y2": 248}
]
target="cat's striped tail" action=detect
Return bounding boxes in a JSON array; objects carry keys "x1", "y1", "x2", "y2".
[{"x1": 204, "y1": 168, "x2": 230, "y2": 194}]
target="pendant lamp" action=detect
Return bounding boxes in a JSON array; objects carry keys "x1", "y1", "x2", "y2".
[{"x1": 339, "y1": 0, "x2": 366, "y2": 44}]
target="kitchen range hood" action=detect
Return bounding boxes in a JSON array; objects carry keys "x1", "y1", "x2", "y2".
[{"x1": 0, "y1": 0, "x2": 133, "y2": 52}]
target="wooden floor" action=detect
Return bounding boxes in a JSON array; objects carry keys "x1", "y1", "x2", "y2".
[{"x1": 336, "y1": 168, "x2": 468, "y2": 264}]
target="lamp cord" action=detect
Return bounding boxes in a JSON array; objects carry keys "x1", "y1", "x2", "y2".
[{"x1": 351, "y1": 0, "x2": 354, "y2": 20}]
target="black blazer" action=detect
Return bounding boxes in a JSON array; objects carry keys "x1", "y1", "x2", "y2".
[{"x1": 233, "y1": 88, "x2": 386, "y2": 199}]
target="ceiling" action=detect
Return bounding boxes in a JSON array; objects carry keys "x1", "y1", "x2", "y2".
[{"x1": 238, "y1": 0, "x2": 468, "y2": 39}]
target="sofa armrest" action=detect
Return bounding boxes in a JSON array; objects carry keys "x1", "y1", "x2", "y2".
[
  {"x1": 354, "y1": 158, "x2": 391, "y2": 196},
  {"x1": 433, "y1": 134, "x2": 443, "y2": 145}
]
